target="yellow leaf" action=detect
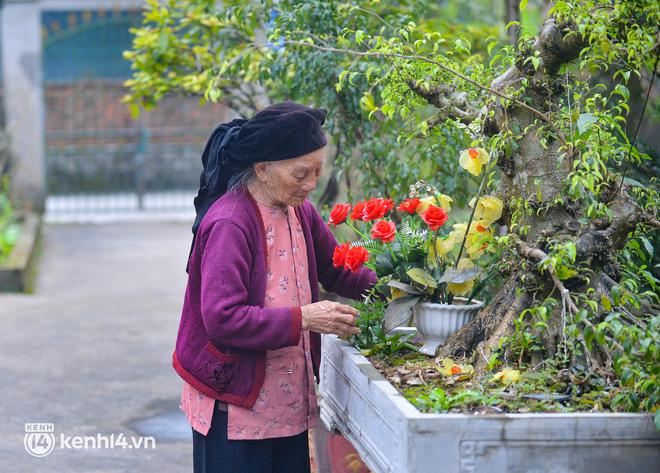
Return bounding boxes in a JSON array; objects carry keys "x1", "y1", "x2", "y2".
[{"x1": 601, "y1": 295, "x2": 612, "y2": 311}]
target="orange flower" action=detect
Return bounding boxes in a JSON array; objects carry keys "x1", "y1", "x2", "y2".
[
  {"x1": 344, "y1": 246, "x2": 370, "y2": 273},
  {"x1": 397, "y1": 198, "x2": 421, "y2": 214},
  {"x1": 421, "y1": 205, "x2": 448, "y2": 231},
  {"x1": 362, "y1": 197, "x2": 392, "y2": 221},
  {"x1": 371, "y1": 220, "x2": 397, "y2": 243},
  {"x1": 332, "y1": 243, "x2": 350, "y2": 268},
  {"x1": 328, "y1": 203, "x2": 351, "y2": 227},
  {"x1": 451, "y1": 365, "x2": 462, "y2": 374},
  {"x1": 350, "y1": 201, "x2": 366, "y2": 221}
]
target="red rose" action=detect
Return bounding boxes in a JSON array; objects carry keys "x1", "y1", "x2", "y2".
[
  {"x1": 350, "y1": 201, "x2": 366, "y2": 221},
  {"x1": 371, "y1": 220, "x2": 397, "y2": 243},
  {"x1": 328, "y1": 203, "x2": 351, "y2": 227},
  {"x1": 362, "y1": 197, "x2": 392, "y2": 221},
  {"x1": 397, "y1": 198, "x2": 421, "y2": 214},
  {"x1": 333, "y1": 243, "x2": 350, "y2": 268},
  {"x1": 421, "y1": 205, "x2": 448, "y2": 231},
  {"x1": 344, "y1": 246, "x2": 370, "y2": 273}
]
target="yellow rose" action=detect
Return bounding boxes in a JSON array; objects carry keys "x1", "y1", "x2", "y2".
[
  {"x1": 451, "y1": 222, "x2": 467, "y2": 242},
  {"x1": 491, "y1": 368, "x2": 521, "y2": 385},
  {"x1": 459, "y1": 147, "x2": 489, "y2": 176},
  {"x1": 437, "y1": 358, "x2": 474, "y2": 380},
  {"x1": 435, "y1": 194, "x2": 453, "y2": 212},
  {"x1": 471, "y1": 196, "x2": 503, "y2": 224},
  {"x1": 465, "y1": 221, "x2": 493, "y2": 259},
  {"x1": 447, "y1": 258, "x2": 476, "y2": 297},
  {"x1": 427, "y1": 233, "x2": 456, "y2": 266},
  {"x1": 415, "y1": 194, "x2": 453, "y2": 216}
]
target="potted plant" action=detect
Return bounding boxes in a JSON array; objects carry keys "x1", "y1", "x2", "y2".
[{"x1": 328, "y1": 147, "x2": 504, "y2": 355}]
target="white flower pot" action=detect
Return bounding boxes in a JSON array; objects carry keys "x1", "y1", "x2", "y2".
[{"x1": 413, "y1": 298, "x2": 484, "y2": 356}]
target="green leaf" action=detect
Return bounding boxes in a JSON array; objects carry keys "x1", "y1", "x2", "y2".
[
  {"x1": 584, "y1": 324, "x2": 594, "y2": 350},
  {"x1": 387, "y1": 279, "x2": 422, "y2": 295},
  {"x1": 360, "y1": 93, "x2": 375, "y2": 111},
  {"x1": 577, "y1": 113, "x2": 597, "y2": 134},
  {"x1": 488, "y1": 352, "x2": 501, "y2": 369},
  {"x1": 654, "y1": 410, "x2": 660, "y2": 432},
  {"x1": 621, "y1": 369, "x2": 634, "y2": 386},
  {"x1": 129, "y1": 102, "x2": 140, "y2": 119},
  {"x1": 519, "y1": 0, "x2": 529, "y2": 11},
  {"x1": 437, "y1": 267, "x2": 481, "y2": 284},
  {"x1": 640, "y1": 237, "x2": 654, "y2": 259},
  {"x1": 601, "y1": 295, "x2": 612, "y2": 312},
  {"x1": 407, "y1": 268, "x2": 438, "y2": 291},
  {"x1": 531, "y1": 56, "x2": 540, "y2": 70},
  {"x1": 565, "y1": 242, "x2": 576, "y2": 262},
  {"x1": 623, "y1": 177, "x2": 644, "y2": 187},
  {"x1": 575, "y1": 308, "x2": 588, "y2": 323},
  {"x1": 382, "y1": 295, "x2": 421, "y2": 333},
  {"x1": 375, "y1": 252, "x2": 395, "y2": 278},
  {"x1": 611, "y1": 285, "x2": 620, "y2": 306},
  {"x1": 208, "y1": 88, "x2": 220, "y2": 102},
  {"x1": 156, "y1": 30, "x2": 170, "y2": 53},
  {"x1": 555, "y1": 265, "x2": 576, "y2": 280}
]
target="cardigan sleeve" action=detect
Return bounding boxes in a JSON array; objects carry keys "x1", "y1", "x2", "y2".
[
  {"x1": 197, "y1": 220, "x2": 302, "y2": 351},
  {"x1": 304, "y1": 202, "x2": 378, "y2": 299}
]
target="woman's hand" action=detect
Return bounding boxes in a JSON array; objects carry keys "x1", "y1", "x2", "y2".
[{"x1": 301, "y1": 301, "x2": 361, "y2": 338}]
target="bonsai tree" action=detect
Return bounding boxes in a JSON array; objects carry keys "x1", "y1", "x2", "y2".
[{"x1": 125, "y1": 0, "x2": 660, "y2": 420}]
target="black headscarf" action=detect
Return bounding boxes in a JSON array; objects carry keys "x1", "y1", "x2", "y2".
[{"x1": 187, "y1": 102, "x2": 328, "y2": 271}]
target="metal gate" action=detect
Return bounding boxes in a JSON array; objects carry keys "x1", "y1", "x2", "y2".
[{"x1": 42, "y1": 9, "x2": 228, "y2": 215}]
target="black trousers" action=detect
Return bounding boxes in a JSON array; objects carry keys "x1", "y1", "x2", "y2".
[{"x1": 192, "y1": 401, "x2": 311, "y2": 473}]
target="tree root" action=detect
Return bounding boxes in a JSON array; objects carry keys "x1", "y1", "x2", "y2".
[{"x1": 473, "y1": 290, "x2": 532, "y2": 372}]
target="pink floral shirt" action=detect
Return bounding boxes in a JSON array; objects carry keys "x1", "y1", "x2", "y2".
[{"x1": 180, "y1": 202, "x2": 318, "y2": 439}]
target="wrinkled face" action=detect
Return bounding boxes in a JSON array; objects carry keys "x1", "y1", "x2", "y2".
[{"x1": 255, "y1": 147, "x2": 326, "y2": 209}]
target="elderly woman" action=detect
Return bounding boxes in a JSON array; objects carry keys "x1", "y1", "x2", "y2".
[{"x1": 173, "y1": 102, "x2": 376, "y2": 473}]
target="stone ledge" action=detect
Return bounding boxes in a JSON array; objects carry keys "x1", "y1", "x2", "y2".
[{"x1": 0, "y1": 212, "x2": 42, "y2": 292}]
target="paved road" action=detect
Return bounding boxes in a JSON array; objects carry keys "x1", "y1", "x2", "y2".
[{"x1": 0, "y1": 221, "x2": 195, "y2": 472}]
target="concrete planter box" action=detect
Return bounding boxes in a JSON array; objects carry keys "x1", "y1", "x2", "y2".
[
  {"x1": 0, "y1": 212, "x2": 41, "y2": 292},
  {"x1": 319, "y1": 335, "x2": 660, "y2": 473}
]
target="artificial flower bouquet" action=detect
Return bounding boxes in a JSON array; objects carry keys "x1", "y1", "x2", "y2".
[{"x1": 327, "y1": 147, "x2": 505, "y2": 332}]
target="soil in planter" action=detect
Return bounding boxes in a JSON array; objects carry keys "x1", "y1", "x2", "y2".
[{"x1": 366, "y1": 346, "x2": 633, "y2": 416}]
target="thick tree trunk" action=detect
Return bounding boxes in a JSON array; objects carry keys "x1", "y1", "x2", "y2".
[
  {"x1": 503, "y1": 0, "x2": 521, "y2": 44},
  {"x1": 435, "y1": 19, "x2": 658, "y2": 369}
]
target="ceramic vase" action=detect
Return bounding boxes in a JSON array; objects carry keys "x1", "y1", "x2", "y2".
[{"x1": 413, "y1": 298, "x2": 484, "y2": 356}]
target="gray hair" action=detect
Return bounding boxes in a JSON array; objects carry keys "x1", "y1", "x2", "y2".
[{"x1": 227, "y1": 164, "x2": 258, "y2": 192}]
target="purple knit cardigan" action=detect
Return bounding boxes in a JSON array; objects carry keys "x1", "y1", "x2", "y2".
[{"x1": 173, "y1": 189, "x2": 376, "y2": 408}]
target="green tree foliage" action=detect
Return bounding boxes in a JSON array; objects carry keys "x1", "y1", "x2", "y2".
[
  {"x1": 124, "y1": 0, "x2": 499, "y2": 204},
  {"x1": 125, "y1": 0, "x2": 660, "y2": 422}
]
